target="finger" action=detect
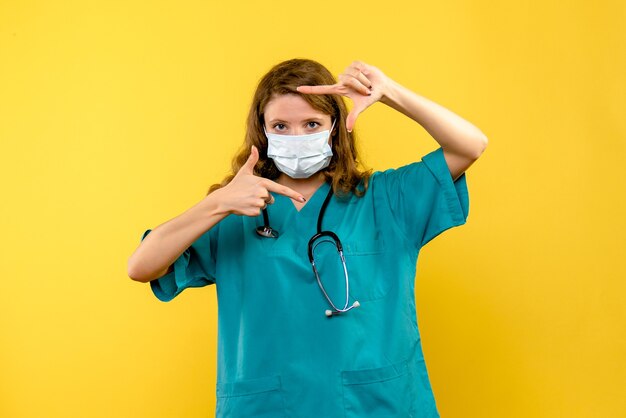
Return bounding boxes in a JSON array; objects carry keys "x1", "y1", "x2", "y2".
[
  {"x1": 355, "y1": 71, "x2": 372, "y2": 89},
  {"x1": 340, "y1": 74, "x2": 371, "y2": 96},
  {"x1": 296, "y1": 84, "x2": 341, "y2": 95},
  {"x1": 346, "y1": 107, "x2": 363, "y2": 133},
  {"x1": 240, "y1": 145, "x2": 259, "y2": 174},
  {"x1": 259, "y1": 190, "x2": 274, "y2": 203},
  {"x1": 261, "y1": 179, "x2": 306, "y2": 202},
  {"x1": 252, "y1": 197, "x2": 267, "y2": 211},
  {"x1": 346, "y1": 66, "x2": 373, "y2": 89},
  {"x1": 351, "y1": 60, "x2": 372, "y2": 75}
]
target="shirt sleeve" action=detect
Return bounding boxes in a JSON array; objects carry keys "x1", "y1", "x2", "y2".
[
  {"x1": 140, "y1": 227, "x2": 217, "y2": 302},
  {"x1": 377, "y1": 146, "x2": 470, "y2": 249}
]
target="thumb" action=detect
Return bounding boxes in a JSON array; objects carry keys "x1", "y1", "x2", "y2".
[
  {"x1": 346, "y1": 109, "x2": 360, "y2": 133},
  {"x1": 240, "y1": 145, "x2": 259, "y2": 174}
]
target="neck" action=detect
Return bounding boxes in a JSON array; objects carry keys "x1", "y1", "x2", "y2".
[{"x1": 276, "y1": 172, "x2": 327, "y2": 199}]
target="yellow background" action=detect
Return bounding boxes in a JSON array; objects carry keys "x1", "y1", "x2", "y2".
[{"x1": 1, "y1": 0, "x2": 624, "y2": 417}]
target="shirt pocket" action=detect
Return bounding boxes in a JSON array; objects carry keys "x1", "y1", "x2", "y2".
[
  {"x1": 342, "y1": 238, "x2": 393, "y2": 302},
  {"x1": 215, "y1": 375, "x2": 287, "y2": 418},
  {"x1": 341, "y1": 357, "x2": 416, "y2": 417}
]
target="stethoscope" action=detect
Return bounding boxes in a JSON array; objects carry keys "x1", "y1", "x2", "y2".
[{"x1": 255, "y1": 184, "x2": 360, "y2": 317}]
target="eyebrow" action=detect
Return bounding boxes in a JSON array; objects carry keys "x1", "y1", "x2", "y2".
[{"x1": 268, "y1": 117, "x2": 325, "y2": 124}]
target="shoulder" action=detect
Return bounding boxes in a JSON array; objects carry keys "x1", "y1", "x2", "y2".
[{"x1": 370, "y1": 147, "x2": 451, "y2": 188}]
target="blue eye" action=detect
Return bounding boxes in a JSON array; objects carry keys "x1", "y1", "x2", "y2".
[
  {"x1": 273, "y1": 123, "x2": 286, "y2": 130},
  {"x1": 307, "y1": 121, "x2": 320, "y2": 129}
]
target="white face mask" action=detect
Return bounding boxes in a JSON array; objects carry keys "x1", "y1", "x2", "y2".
[{"x1": 264, "y1": 119, "x2": 336, "y2": 179}]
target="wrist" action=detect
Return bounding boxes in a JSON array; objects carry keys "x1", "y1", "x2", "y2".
[
  {"x1": 200, "y1": 188, "x2": 231, "y2": 218},
  {"x1": 379, "y1": 77, "x2": 401, "y2": 107}
]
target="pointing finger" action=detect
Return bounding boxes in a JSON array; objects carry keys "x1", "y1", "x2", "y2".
[
  {"x1": 261, "y1": 179, "x2": 306, "y2": 202},
  {"x1": 296, "y1": 84, "x2": 341, "y2": 95}
]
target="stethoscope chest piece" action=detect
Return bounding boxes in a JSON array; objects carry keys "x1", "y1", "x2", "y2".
[
  {"x1": 256, "y1": 225, "x2": 279, "y2": 238},
  {"x1": 256, "y1": 206, "x2": 279, "y2": 238}
]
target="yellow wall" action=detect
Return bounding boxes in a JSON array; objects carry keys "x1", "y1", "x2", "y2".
[{"x1": 1, "y1": 1, "x2": 624, "y2": 417}]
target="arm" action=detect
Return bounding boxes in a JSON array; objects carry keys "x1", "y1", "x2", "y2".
[
  {"x1": 380, "y1": 78, "x2": 488, "y2": 181},
  {"x1": 127, "y1": 146, "x2": 305, "y2": 283},
  {"x1": 296, "y1": 60, "x2": 488, "y2": 181},
  {"x1": 127, "y1": 191, "x2": 228, "y2": 283}
]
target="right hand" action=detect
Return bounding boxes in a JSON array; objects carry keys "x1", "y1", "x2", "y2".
[{"x1": 216, "y1": 146, "x2": 305, "y2": 217}]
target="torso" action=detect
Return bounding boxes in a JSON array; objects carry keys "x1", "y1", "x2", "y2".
[{"x1": 276, "y1": 172, "x2": 327, "y2": 212}]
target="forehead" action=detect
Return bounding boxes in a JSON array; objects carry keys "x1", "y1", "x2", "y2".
[{"x1": 264, "y1": 94, "x2": 328, "y2": 121}]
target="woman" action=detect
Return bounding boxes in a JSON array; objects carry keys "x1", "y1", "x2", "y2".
[{"x1": 128, "y1": 58, "x2": 487, "y2": 418}]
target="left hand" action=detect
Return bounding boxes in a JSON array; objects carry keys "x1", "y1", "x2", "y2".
[{"x1": 296, "y1": 60, "x2": 390, "y2": 132}]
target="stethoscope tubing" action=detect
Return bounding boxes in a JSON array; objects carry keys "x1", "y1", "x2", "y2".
[{"x1": 256, "y1": 183, "x2": 359, "y2": 317}]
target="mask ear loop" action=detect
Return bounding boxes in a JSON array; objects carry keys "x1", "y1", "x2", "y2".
[{"x1": 328, "y1": 118, "x2": 337, "y2": 149}]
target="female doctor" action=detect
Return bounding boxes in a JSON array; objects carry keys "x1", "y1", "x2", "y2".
[{"x1": 128, "y1": 58, "x2": 488, "y2": 418}]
